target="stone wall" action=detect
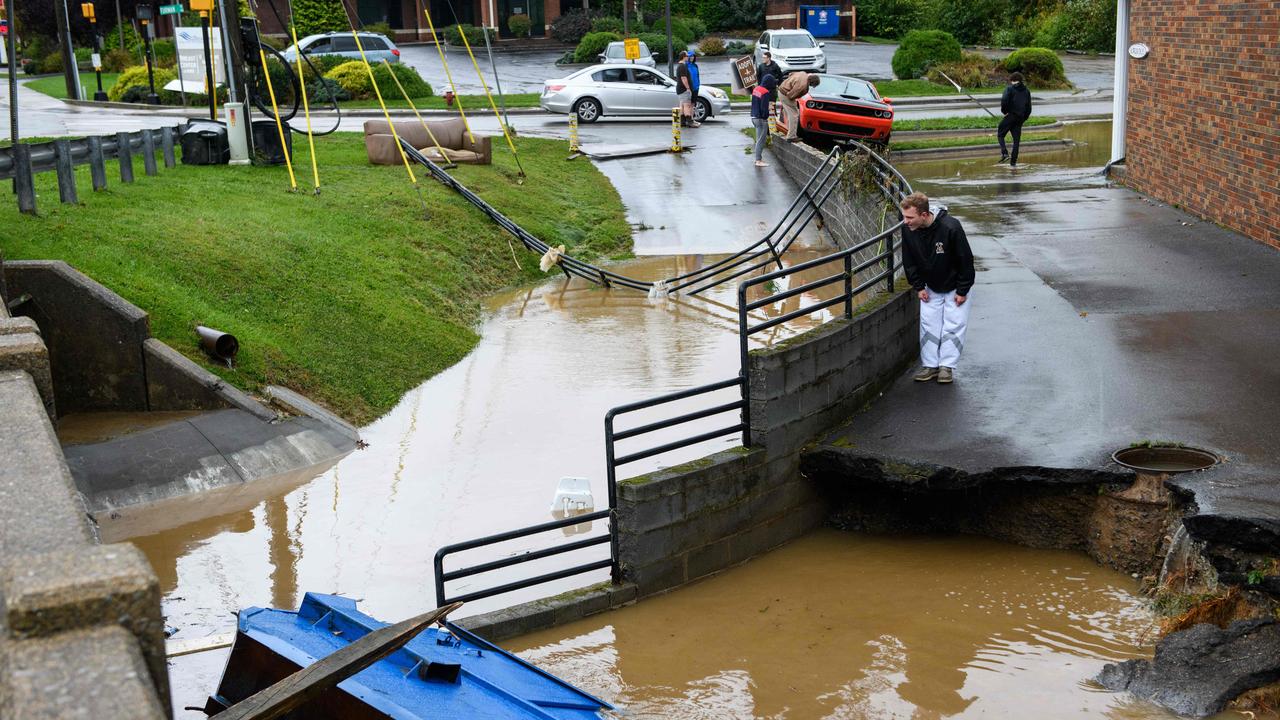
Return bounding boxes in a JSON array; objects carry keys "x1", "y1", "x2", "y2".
[{"x1": 1123, "y1": 0, "x2": 1280, "y2": 250}]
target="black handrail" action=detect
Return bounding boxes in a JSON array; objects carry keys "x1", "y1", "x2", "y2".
[{"x1": 433, "y1": 508, "x2": 615, "y2": 607}]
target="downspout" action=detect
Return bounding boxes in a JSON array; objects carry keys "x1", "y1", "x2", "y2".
[
  {"x1": 488, "y1": 0, "x2": 497, "y2": 34},
  {"x1": 1106, "y1": 0, "x2": 1129, "y2": 173}
]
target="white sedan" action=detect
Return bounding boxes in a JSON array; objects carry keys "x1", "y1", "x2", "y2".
[{"x1": 540, "y1": 64, "x2": 731, "y2": 123}]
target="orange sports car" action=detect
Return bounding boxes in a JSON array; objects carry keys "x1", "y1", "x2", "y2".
[{"x1": 776, "y1": 74, "x2": 894, "y2": 144}]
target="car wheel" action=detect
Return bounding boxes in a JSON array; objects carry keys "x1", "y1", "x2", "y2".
[
  {"x1": 574, "y1": 97, "x2": 602, "y2": 123},
  {"x1": 693, "y1": 98, "x2": 711, "y2": 123}
]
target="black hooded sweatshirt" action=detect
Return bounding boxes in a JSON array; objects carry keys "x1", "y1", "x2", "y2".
[
  {"x1": 901, "y1": 208, "x2": 975, "y2": 296},
  {"x1": 1001, "y1": 81, "x2": 1032, "y2": 121}
]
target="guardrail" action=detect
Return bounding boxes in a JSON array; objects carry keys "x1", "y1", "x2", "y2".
[{"x1": 4, "y1": 124, "x2": 185, "y2": 215}]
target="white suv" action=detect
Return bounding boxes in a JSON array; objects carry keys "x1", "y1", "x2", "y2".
[{"x1": 754, "y1": 29, "x2": 827, "y2": 75}]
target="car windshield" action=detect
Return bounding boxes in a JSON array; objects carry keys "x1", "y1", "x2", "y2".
[
  {"x1": 813, "y1": 76, "x2": 879, "y2": 101},
  {"x1": 773, "y1": 34, "x2": 816, "y2": 49}
]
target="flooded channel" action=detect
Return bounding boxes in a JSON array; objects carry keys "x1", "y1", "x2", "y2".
[{"x1": 509, "y1": 529, "x2": 1226, "y2": 720}]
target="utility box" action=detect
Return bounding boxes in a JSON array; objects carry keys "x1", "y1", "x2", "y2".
[
  {"x1": 180, "y1": 118, "x2": 230, "y2": 165},
  {"x1": 800, "y1": 5, "x2": 840, "y2": 37}
]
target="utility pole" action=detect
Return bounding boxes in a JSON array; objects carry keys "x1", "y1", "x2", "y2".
[
  {"x1": 54, "y1": 0, "x2": 80, "y2": 98},
  {"x1": 115, "y1": 0, "x2": 123, "y2": 48},
  {"x1": 622, "y1": 0, "x2": 628, "y2": 35},
  {"x1": 664, "y1": 0, "x2": 673, "y2": 77},
  {"x1": 6, "y1": 0, "x2": 19, "y2": 145}
]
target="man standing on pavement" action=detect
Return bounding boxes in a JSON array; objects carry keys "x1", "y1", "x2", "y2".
[
  {"x1": 899, "y1": 192, "x2": 975, "y2": 384},
  {"x1": 998, "y1": 72, "x2": 1032, "y2": 167},
  {"x1": 756, "y1": 52, "x2": 782, "y2": 102},
  {"x1": 674, "y1": 51, "x2": 698, "y2": 128},
  {"x1": 778, "y1": 70, "x2": 819, "y2": 142}
]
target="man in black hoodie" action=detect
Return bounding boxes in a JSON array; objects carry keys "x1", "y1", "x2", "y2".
[
  {"x1": 998, "y1": 72, "x2": 1032, "y2": 167},
  {"x1": 899, "y1": 192, "x2": 975, "y2": 384}
]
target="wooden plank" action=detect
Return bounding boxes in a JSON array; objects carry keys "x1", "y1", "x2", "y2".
[
  {"x1": 117, "y1": 132, "x2": 135, "y2": 183},
  {"x1": 210, "y1": 601, "x2": 463, "y2": 720},
  {"x1": 88, "y1": 136, "x2": 108, "y2": 191},
  {"x1": 53, "y1": 139, "x2": 78, "y2": 204}
]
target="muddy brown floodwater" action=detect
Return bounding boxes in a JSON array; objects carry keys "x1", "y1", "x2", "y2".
[{"x1": 511, "y1": 530, "x2": 1248, "y2": 720}]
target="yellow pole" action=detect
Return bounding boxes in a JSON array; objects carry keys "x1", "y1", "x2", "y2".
[
  {"x1": 450, "y1": 22, "x2": 523, "y2": 176},
  {"x1": 380, "y1": 59, "x2": 453, "y2": 163},
  {"x1": 421, "y1": 8, "x2": 475, "y2": 143},
  {"x1": 258, "y1": 46, "x2": 298, "y2": 190},
  {"x1": 349, "y1": 29, "x2": 419, "y2": 186},
  {"x1": 289, "y1": 22, "x2": 321, "y2": 193}
]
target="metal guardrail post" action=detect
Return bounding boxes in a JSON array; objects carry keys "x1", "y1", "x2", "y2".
[
  {"x1": 53, "y1": 139, "x2": 78, "y2": 205},
  {"x1": 88, "y1": 137, "x2": 108, "y2": 191},
  {"x1": 844, "y1": 253, "x2": 854, "y2": 318},
  {"x1": 13, "y1": 144, "x2": 36, "y2": 215},
  {"x1": 117, "y1": 132, "x2": 135, "y2": 183},
  {"x1": 737, "y1": 283, "x2": 752, "y2": 447},
  {"x1": 604, "y1": 414, "x2": 621, "y2": 584},
  {"x1": 141, "y1": 130, "x2": 158, "y2": 177},
  {"x1": 161, "y1": 127, "x2": 177, "y2": 168}
]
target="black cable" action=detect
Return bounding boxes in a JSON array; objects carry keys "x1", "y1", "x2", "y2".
[{"x1": 244, "y1": 0, "x2": 343, "y2": 135}]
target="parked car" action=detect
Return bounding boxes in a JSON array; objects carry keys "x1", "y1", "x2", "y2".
[
  {"x1": 774, "y1": 74, "x2": 894, "y2": 144},
  {"x1": 597, "y1": 40, "x2": 658, "y2": 68},
  {"x1": 540, "y1": 64, "x2": 731, "y2": 123},
  {"x1": 280, "y1": 32, "x2": 400, "y2": 64},
  {"x1": 754, "y1": 29, "x2": 826, "y2": 75}
]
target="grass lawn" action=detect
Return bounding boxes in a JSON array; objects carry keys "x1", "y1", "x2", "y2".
[
  {"x1": 26, "y1": 72, "x2": 121, "y2": 99},
  {"x1": 893, "y1": 115, "x2": 1056, "y2": 132},
  {"x1": 872, "y1": 79, "x2": 1003, "y2": 97},
  {"x1": 891, "y1": 131, "x2": 1060, "y2": 151},
  {"x1": 0, "y1": 133, "x2": 631, "y2": 423},
  {"x1": 338, "y1": 92, "x2": 542, "y2": 110}
]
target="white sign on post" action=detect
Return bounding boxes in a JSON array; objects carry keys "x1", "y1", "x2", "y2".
[{"x1": 168, "y1": 25, "x2": 224, "y2": 94}]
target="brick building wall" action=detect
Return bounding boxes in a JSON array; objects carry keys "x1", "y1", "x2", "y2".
[{"x1": 1124, "y1": 0, "x2": 1280, "y2": 249}]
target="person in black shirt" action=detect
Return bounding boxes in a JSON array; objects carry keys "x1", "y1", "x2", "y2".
[
  {"x1": 756, "y1": 52, "x2": 783, "y2": 102},
  {"x1": 899, "y1": 192, "x2": 975, "y2": 384},
  {"x1": 674, "y1": 51, "x2": 697, "y2": 127},
  {"x1": 998, "y1": 72, "x2": 1033, "y2": 167}
]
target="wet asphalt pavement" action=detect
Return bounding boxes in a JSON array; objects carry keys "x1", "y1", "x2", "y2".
[{"x1": 821, "y1": 131, "x2": 1280, "y2": 523}]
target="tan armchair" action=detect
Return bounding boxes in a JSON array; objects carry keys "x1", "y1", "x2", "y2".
[{"x1": 362, "y1": 118, "x2": 492, "y2": 166}]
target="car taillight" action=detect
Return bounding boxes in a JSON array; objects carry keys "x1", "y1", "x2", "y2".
[
  {"x1": 546, "y1": 84, "x2": 566, "y2": 92},
  {"x1": 391, "y1": 48, "x2": 400, "y2": 56}
]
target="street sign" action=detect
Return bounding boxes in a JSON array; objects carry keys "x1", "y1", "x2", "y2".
[
  {"x1": 90, "y1": 53, "x2": 101, "y2": 69},
  {"x1": 624, "y1": 37, "x2": 640, "y2": 60},
  {"x1": 159, "y1": 3, "x2": 183, "y2": 14}
]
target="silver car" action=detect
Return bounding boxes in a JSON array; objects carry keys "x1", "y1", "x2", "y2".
[
  {"x1": 597, "y1": 40, "x2": 657, "y2": 68},
  {"x1": 540, "y1": 64, "x2": 731, "y2": 123},
  {"x1": 754, "y1": 29, "x2": 826, "y2": 75},
  {"x1": 281, "y1": 32, "x2": 400, "y2": 65}
]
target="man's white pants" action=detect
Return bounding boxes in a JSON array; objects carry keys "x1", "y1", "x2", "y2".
[
  {"x1": 920, "y1": 290, "x2": 971, "y2": 369},
  {"x1": 781, "y1": 97, "x2": 800, "y2": 138}
]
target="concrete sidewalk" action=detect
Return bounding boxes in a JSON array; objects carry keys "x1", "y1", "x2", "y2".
[{"x1": 816, "y1": 158, "x2": 1280, "y2": 538}]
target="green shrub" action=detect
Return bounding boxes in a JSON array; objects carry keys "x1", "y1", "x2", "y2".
[
  {"x1": 40, "y1": 51, "x2": 65, "y2": 74},
  {"x1": 102, "y1": 23, "x2": 144, "y2": 55},
  {"x1": 698, "y1": 36, "x2": 726, "y2": 56},
  {"x1": 292, "y1": 0, "x2": 349, "y2": 37},
  {"x1": 574, "y1": 31, "x2": 621, "y2": 63},
  {"x1": 325, "y1": 60, "x2": 372, "y2": 97},
  {"x1": 364, "y1": 21, "x2": 393, "y2": 38},
  {"x1": 925, "y1": 51, "x2": 998, "y2": 88},
  {"x1": 891, "y1": 29, "x2": 962, "y2": 79},
  {"x1": 74, "y1": 47, "x2": 92, "y2": 67},
  {"x1": 685, "y1": 17, "x2": 707, "y2": 39},
  {"x1": 550, "y1": 8, "x2": 598, "y2": 44},
  {"x1": 1004, "y1": 47, "x2": 1068, "y2": 87},
  {"x1": 151, "y1": 39, "x2": 177, "y2": 67},
  {"x1": 508, "y1": 13, "x2": 532, "y2": 36},
  {"x1": 590, "y1": 16, "x2": 623, "y2": 34},
  {"x1": 103, "y1": 48, "x2": 134, "y2": 72},
  {"x1": 929, "y1": 0, "x2": 1007, "y2": 45},
  {"x1": 637, "y1": 32, "x2": 670, "y2": 63},
  {"x1": 295, "y1": 53, "x2": 348, "y2": 84},
  {"x1": 853, "y1": 0, "x2": 924, "y2": 39},
  {"x1": 669, "y1": 17, "x2": 695, "y2": 47},
  {"x1": 725, "y1": 40, "x2": 752, "y2": 55},
  {"x1": 443, "y1": 23, "x2": 491, "y2": 46},
  {"x1": 372, "y1": 62, "x2": 432, "y2": 98},
  {"x1": 1033, "y1": 0, "x2": 1115, "y2": 52},
  {"x1": 307, "y1": 77, "x2": 350, "y2": 102},
  {"x1": 108, "y1": 65, "x2": 176, "y2": 101}
]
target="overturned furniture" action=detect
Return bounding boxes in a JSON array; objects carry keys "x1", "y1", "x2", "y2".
[{"x1": 364, "y1": 119, "x2": 492, "y2": 166}]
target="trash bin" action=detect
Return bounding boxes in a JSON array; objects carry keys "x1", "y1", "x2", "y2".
[
  {"x1": 800, "y1": 5, "x2": 840, "y2": 38},
  {"x1": 251, "y1": 119, "x2": 293, "y2": 166},
  {"x1": 180, "y1": 118, "x2": 230, "y2": 166}
]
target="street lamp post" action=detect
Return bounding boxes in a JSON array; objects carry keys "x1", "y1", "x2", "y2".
[
  {"x1": 81, "y1": 3, "x2": 109, "y2": 101},
  {"x1": 136, "y1": 4, "x2": 160, "y2": 104}
]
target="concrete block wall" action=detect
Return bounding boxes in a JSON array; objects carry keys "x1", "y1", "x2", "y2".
[{"x1": 1124, "y1": 0, "x2": 1280, "y2": 250}]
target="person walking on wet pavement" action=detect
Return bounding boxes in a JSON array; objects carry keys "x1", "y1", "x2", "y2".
[
  {"x1": 674, "y1": 51, "x2": 698, "y2": 128},
  {"x1": 757, "y1": 52, "x2": 783, "y2": 102},
  {"x1": 900, "y1": 192, "x2": 975, "y2": 384},
  {"x1": 778, "y1": 71, "x2": 819, "y2": 142},
  {"x1": 751, "y1": 74, "x2": 778, "y2": 167},
  {"x1": 998, "y1": 72, "x2": 1032, "y2": 167}
]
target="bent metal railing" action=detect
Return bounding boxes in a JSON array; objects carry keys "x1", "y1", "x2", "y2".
[{"x1": 431, "y1": 141, "x2": 911, "y2": 609}]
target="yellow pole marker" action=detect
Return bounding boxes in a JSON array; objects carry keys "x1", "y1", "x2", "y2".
[
  {"x1": 568, "y1": 112, "x2": 580, "y2": 154},
  {"x1": 349, "y1": 29, "x2": 418, "y2": 186},
  {"x1": 421, "y1": 8, "x2": 474, "y2": 144},
  {"x1": 670, "y1": 107, "x2": 682, "y2": 153},
  {"x1": 289, "y1": 22, "x2": 321, "y2": 193},
  {"x1": 450, "y1": 23, "x2": 524, "y2": 177},
  {"x1": 380, "y1": 59, "x2": 453, "y2": 164},
  {"x1": 258, "y1": 45, "x2": 298, "y2": 191},
  {"x1": 203, "y1": 11, "x2": 219, "y2": 116}
]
